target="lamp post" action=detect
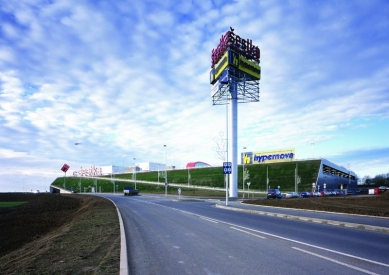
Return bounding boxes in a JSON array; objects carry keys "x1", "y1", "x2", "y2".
[
  {"x1": 311, "y1": 143, "x2": 315, "y2": 158},
  {"x1": 164, "y1": 145, "x2": 167, "y2": 197},
  {"x1": 133, "y1": 158, "x2": 137, "y2": 190},
  {"x1": 188, "y1": 168, "x2": 190, "y2": 186},
  {"x1": 348, "y1": 163, "x2": 351, "y2": 194},
  {"x1": 242, "y1": 146, "x2": 246, "y2": 197},
  {"x1": 111, "y1": 162, "x2": 114, "y2": 193},
  {"x1": 122, "y1": 154, "x2": 126, "y2": 173},
  {"x1": 74, "y1": 142, "x2": 83, "y2": 193}
]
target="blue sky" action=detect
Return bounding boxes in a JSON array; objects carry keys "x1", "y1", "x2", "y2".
[{"x1": 1, "y1": 0, "x2": 388, "y2": 192}]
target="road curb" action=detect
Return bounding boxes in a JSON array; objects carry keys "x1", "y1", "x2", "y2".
[
  {"x1": 215, "y1": 204, "x2": 389, "y2": 234},
  {"x1": 106, "y1": 198, "x2": 129, "y2": 275}
]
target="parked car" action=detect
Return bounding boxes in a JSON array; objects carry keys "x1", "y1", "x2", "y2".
[
  {"x1": 285, "y1": 192, "x2": 299, "y2": 198},
  {"x1": 267, "y1": 189, "x2": 282, "y2": 199},
  {"x1": 300, "y1": 192, "x2": 310, "y2": 198}
]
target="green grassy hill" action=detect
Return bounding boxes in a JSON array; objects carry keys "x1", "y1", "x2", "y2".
[{"x1": 51, "y1": 160, "x2": 321, "y2": 196}]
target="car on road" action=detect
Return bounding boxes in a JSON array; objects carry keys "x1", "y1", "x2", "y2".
[
  {"x1": 285, "y1": 192, "x2": 299, "y2": 198},
  {"x1": 267, "y1": 189, "x2": 282, "y2": 199},
  {"x1": 300, "y1": 192, "x2": 310, "y2": 198}
]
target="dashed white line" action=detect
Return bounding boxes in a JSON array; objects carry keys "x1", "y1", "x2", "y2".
[
  {"x1": 200, "y1": 217, "x2": 219, "y2": 223},
  {"x1": 230, "y1": 227, "x2": 266, "y2": 239}
]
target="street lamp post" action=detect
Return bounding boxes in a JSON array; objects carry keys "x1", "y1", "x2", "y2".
[
  {"x1": 242, "y1": 146, "x2": 246, "y2": 197},
  {"x1": 74, "y1": 142, "x2": 83, "y2": 193},
  {"x1": 133, "y1": 158, "x2": 137, "y2": 190},
  {"x1": 311, "y1": 143, "x2": 315, "y2": 158},
  {"x1": 111, "y1": 162, "x2": 114, "y2": 193},
  {"x1": 188, "y1": 168, "x2": 190, "y2": 186},
  {"x1": 122, "y1": 154, "x2": 126, "y2": 173},
  {"x1": 164, "y1": 145, "x2": 167, "y2": 197}
]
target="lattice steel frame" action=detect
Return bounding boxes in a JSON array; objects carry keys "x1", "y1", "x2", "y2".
[{"x1": 212, "y1": 65, "x2": 260, "y2": 105}]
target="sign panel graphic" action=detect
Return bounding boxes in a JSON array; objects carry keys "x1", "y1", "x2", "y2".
[
  {"x1": 242, "y1": 149, "x2": 296, "y2": 165},
  {"x1": 61, "y1": 163, "x2": 70, "y2": 172},
  {"x1": 210, "y1": 51, "x2": 229, "y2": 85},
  {"x1": 223, "y1": 162, "x2": 232, "y2": 174},
  {"x1": 229, "y1": 51, "x2": 260, "y2": 80}
]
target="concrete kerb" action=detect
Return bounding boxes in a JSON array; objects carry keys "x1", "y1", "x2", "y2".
[
  {"x1": 214, "y1": 204, "x2": 389, "y2": 234},
  {"x1": 106, "y1": 198, "x2": 129, "y2": 275}
]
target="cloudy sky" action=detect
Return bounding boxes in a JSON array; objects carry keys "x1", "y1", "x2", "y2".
[{"x1": 1, "y1": 0, "x2": 388, "y2": 192}]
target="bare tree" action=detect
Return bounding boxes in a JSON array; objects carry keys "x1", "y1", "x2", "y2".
[{"x1": 213, "y1": 132, "x2": 226, "y2": 162}]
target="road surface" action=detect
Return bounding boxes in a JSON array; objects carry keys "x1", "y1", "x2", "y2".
[{"x1": 100, "y1": 194, "x2": 389, "y2": 275}]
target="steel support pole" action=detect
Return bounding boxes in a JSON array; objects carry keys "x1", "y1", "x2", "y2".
[{"x1": 229, "y1": 80, "x2": 238, "y2": 198}]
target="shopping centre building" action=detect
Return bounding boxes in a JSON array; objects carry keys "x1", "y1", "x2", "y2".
[{"x1": 242, "y1": 148, "x2": 358, "y2": 193}]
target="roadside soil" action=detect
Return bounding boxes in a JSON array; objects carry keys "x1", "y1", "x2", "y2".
[
  {"x1": 0, "y1": 193, "x2": 120, "y2": 275},
  {"x1": 244, "y1": 191, "x2": 389, "y2": 217}
]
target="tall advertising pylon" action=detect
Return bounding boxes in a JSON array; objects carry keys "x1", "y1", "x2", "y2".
[{"x1": 210, "y1": 28, "x2": 261, "y2": 198}]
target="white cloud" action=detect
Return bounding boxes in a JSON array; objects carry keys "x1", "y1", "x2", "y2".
[{"x1": 0, "y1": 0, "x2": 388, "y2": 191}]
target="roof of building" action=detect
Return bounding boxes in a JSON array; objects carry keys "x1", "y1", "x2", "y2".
[{"x1": 186, "y1": 161, "x2": 212, "y2": 169}]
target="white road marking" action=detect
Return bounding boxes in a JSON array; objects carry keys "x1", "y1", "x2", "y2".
[
  {"x1": 292, "y1": 247, "x2": 380, "y2": 275},
  {"x1": 200, "y1": 217, "x2": 219, "y2": 223},
  {"x1": 125, "y1": 197, "x2": 389, "y2": 269},
  {"x1": 230, "y1": 227, "x2": 266, "y2": 239}
]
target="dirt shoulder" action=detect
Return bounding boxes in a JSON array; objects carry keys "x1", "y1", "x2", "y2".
[
  {"x1": 0, "y1": 193, "x2": 120, "y2": 275},
  {"x1": 243, "y1": 192, "x2": 389, "y2": 217}
]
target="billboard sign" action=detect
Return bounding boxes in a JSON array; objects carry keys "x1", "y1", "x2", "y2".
[
  {"x1": 211, "y1": 70, "x2": 228, "y2": 96},
  {"x1": 77, "y1": 165, "x2": 103, "y2": 177},
  {"x1": 229, "y1": 51, "x2": 261, "y2": 80},
  {"x1": 242, "y1": 148, "x2": 296, "y2": 165},
  {"x1": 211, "y1": 28, "x2": 260, "y2": 68},
  {"x1": 211, "y1": 80, "x2": 222, "y2": 96},
  {"x1": 211, "y1": 50, "x2": 229, "y2": 84},
  {"x1": 211, "y1": 50, "x2": 260, "y2": 84}
]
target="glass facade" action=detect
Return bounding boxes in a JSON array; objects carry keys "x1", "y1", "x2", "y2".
[{"x1": 316, "y1": 159, "x2": 358, "y2": 194}]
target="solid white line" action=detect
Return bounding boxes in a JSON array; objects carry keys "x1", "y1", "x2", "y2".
[
  {"x1": 292, "y1": 247, "x2": 380, "y2": 275},
  {"x1": 230, "y1": 227, "x2": 266, "y2": 239}
]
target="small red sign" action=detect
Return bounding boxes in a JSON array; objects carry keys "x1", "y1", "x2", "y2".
[{"x1": 61, "y1": 163, "x2": 70, "y2": 172}]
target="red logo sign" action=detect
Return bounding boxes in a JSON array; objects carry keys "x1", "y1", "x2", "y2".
[
  {"x1": 61, "y1": 163, "x2": 70, "y2": 172},
  {"x1": 211, "y1": 28, "x2": 260, "y2": 68}
]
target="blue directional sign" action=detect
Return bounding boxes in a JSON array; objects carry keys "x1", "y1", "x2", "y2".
[{"x1": 223, "y1": 162, "x2": 232, "y2": 174}]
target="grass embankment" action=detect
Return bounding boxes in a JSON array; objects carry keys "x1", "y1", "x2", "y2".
[
  {"x1": 51, "y1": 160, "x2": 321, "y2": 195},
  {"x1": 0, "y1": 201, "x2": 27, "y2": 208}
]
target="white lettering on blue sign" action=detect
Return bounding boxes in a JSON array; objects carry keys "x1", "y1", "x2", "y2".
[{"x1": 223, "y1": 162, "x2": 232, "y2": 174}]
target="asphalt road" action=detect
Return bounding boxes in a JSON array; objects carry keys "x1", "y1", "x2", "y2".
[{"x1": 101, "y1": 194, "x2": 389, "y2": 275}]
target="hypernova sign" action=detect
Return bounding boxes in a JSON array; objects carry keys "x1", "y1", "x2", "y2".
[{"x1": 242, "y1": 148, "x2": 296, "y2": 165}]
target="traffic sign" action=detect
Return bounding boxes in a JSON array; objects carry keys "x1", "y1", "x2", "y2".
[
  {"x1": 178, "y1": 188, "x2": 181, "y2": 195},
  {"x1": 223, "y1": 162, "x2": 232, "y2": 174}
]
